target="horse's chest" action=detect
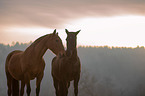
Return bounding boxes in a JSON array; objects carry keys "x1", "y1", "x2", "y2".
[
  {"x1": 65, "y1": 63, "x2": 78, "y2": 80},
  {"x1": 66, "y1": 72, "x2": 75, "y2": 81},
  {"x1": 28, "y1": 63, "x2": 44, "y2": 79},
  {"x1": 29, "y1": 69, "x2": 39, "y2": 79}
]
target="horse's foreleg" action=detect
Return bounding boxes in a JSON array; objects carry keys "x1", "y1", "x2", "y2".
[
  {"x1": 20, "y1": 80, "x2": 25, "y2": 96},
  {"x1": 59, "y1": 81, "x2": 68, "y2": 96},
  {"x1": 26, "y1": 81, "x2": 31, "y2": 96},
  {"x1": 74, "y1": 75, "x2": 80, "y2": 96},
  {"x1": 64, "y1": 81, "x2": 68, "y2": 96},
  {"x1": 36, "y1": 72, "x2": 44, "y2": 96},
  {"x1": 67, "y1": 81, "x2": 70, "y2": 88},
  {"x1": 59, "y1": 82, "x2": 64, "y2": 96},
  {"x1": 52, "y1": 76, "x2": 59, "y2": 96}
]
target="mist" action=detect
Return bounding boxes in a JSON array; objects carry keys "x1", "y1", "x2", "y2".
[{"x1": 1, "y1": 43, "x2": 145, "y2": 96}]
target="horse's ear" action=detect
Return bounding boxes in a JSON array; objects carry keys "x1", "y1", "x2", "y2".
[
  {"x1": 53, "y1": 29, "x2": 56, "y2": 35},
  {"x1": 75, "y1": 30, "x2": 81, "y2": 35},
  {"x1": 65, "y1": 29, "x2": 69, "y2": 34},
  {"x1": 56, "y1": 32, "x2": 58, "y2": 35}
]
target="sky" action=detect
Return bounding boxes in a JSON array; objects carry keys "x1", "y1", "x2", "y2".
[{"x1": 0, "y1": 0, "x2": 145, "y2": 47}]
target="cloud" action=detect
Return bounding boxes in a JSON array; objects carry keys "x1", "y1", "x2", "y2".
[{"x1": 0, "y1": 0, "x2": 145, "y2": 29}]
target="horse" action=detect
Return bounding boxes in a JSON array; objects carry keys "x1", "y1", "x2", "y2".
[
  {"x1": 51, "y1": 29, "x2": 81, "y2": 96},
  {"x1": 5, "y1": 29, "x2": 65, "y2": 96}
]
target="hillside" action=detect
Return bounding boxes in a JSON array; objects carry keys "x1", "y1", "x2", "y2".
[{"x1": 1, "y1": 43, "x2": 145, "y2": 96}]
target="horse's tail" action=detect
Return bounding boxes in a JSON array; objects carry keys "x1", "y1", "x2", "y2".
[
  {"x1": 12, "y1": 78, "x2": 19, "y2": 96},
  {"x1": 6, "y1": 71, "x2": 19, "y2": 96},
  {"x1": 5, "y1": 51, "x2": 20, "y2": 96}
]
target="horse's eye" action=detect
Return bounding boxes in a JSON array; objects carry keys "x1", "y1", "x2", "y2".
[{"x1": 56, "y1": 40, "x2": 59, "y2": 42}]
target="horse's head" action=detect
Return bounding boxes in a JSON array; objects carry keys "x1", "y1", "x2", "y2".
[
  {"x1": 65, "y1": 29, "x2": 80, "y2": 51},
  {"x1": 46, "y1": 29, "x2": 65, "y2": 56}
]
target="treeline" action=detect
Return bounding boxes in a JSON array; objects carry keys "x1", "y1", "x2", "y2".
[{"x1": 1, "y1": 42, "x2": 145, "y2": 96}]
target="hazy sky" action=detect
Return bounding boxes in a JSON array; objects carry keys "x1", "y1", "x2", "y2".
[{"x1": 0, "y1": 0, "x2": 145, "y2": 47}]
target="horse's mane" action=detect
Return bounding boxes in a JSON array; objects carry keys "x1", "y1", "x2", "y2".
[
  {"x1": 32, "y1": 34, "x2": 50, "y2": 46},
  {"x1": 24, "y1": 34, "x2": 51, "y2": 52}
]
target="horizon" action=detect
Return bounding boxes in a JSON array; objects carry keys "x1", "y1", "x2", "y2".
[
  {"x1": 1, "y1": 41, "x2": 145, "y2": 49},
  {"x1": 0, "y1": 1, "x2": 145, "y2": 47}
]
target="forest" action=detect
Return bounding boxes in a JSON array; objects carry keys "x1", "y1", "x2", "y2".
[{"x1": 1, "y1": 42, "x2": 145, "y2": 96}]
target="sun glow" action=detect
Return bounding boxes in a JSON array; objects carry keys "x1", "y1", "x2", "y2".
[
  {"x1": 1, "y1": 27, "x2": 53, "y2": 45},
  {"x1": 4, "y1": 27, "x2": 51, "y2": 35},
  {"x1": 65, "y1": 15, "x2": 145, "y2": 47},
  {"x1": 1, "y1": 15, "x2": 145, "y2": 47}
]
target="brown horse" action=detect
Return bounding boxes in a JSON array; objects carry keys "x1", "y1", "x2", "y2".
[
  {"x1": 51, "y1": 29, "x2": 81, "y2": 96},
  {"x1": 5, "y1": 29, "x2": 65, "y2": 96}
]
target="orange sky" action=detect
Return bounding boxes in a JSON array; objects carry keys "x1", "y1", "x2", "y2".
[{"x1": 0, "y1": 0, "x2": 145, "y2": 47}]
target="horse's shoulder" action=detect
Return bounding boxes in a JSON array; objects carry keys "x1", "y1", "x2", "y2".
[
  {"x1": 77, "y1": 56, "x2": 80, "y2": 63},
  {"x1": 41, "y1": 58, "x2": 45, "y2": 66},
  {"x1": 52, "y1": 56, "x2": 57, "y2": 62},
  {"x1": 42, "y1": 58, "x2": 45, "y2": 62}
]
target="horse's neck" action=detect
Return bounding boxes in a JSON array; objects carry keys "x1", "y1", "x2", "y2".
[
  {"x1": 66, "y1": 48, "x2": 78, "y2": 59},
  {"x1": 24, "y1": 40, "x2": 47, "y2": 60},
  {"x1": 34, "y1": 42, "x2": 47, "y2": 59}
]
